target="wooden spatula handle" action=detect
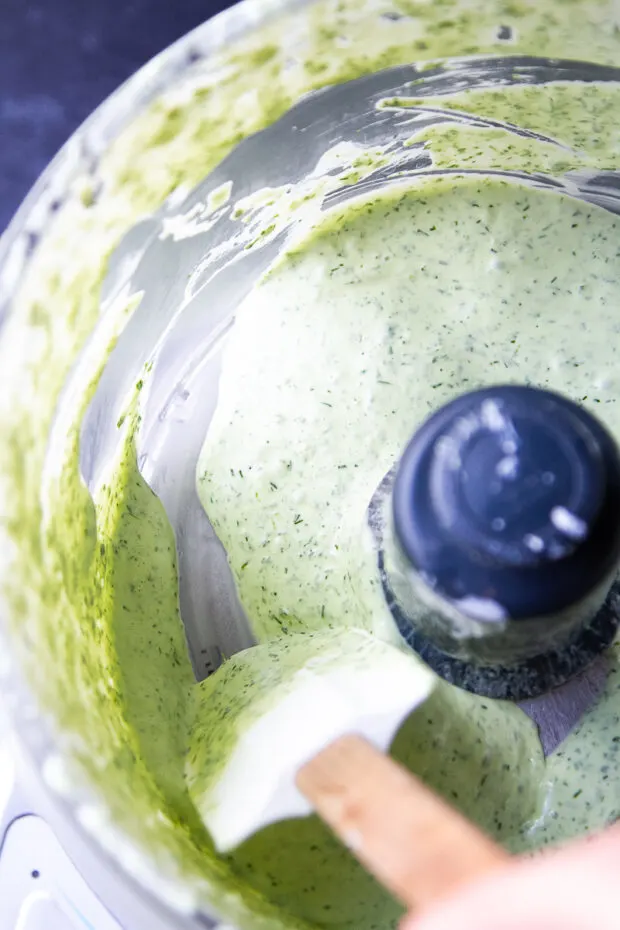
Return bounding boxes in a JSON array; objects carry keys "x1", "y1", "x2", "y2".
[{"x1": 297, "y1": 734, "x2": 509, "y2": 913}]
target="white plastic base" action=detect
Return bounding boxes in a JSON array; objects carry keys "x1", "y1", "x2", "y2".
[
  {"x1": 0, "y1": 712, "x2": 121, "y2": 930},
  {"x1": 0, "y1": 815, "x2": 122, "y2": 930}
]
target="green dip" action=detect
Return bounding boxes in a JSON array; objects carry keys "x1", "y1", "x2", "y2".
[{"x1": 2, "y1": 1, "x2": 620, "y2": 928}]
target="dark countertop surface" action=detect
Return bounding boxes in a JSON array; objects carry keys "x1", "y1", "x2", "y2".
[{"x1": 0, "y1": 0, "x2": 230, "y2": 234}]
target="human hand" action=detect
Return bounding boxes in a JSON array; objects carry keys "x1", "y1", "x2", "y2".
[{"x1": 402, "y1": 823, "x2": 620, "y2": 930}]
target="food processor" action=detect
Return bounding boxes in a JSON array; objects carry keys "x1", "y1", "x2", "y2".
[{"x1": 3, "y1": 0, "x2": 620, "y2": 928}]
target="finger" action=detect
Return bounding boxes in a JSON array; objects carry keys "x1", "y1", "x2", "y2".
[{"x1": 401, "y1": 823, "x2": 620, "y2": 930}]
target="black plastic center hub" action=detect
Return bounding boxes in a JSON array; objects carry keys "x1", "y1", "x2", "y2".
[{"x1": 385, "y1": 385, "x2": 620, "y2": 699}]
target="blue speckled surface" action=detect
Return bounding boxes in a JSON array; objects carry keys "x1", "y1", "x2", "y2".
[{"x1": 0, "y1": 0, "x2": 228, "y2": 233}]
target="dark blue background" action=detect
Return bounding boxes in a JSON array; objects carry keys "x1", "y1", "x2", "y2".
[{"x1": 0, "y1": 1, "x2": 226, "y2": 233}]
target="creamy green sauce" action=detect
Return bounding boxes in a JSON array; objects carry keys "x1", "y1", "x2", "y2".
[
  {"x1": 3, "y1": 1, "x2": 620, "y2": 929},
  {"x1": 198, "y1": 177, "x2": 620, "y2": 642},
  {"x1": 196, "y1": 176, "x2": 620, "y2": 863}
]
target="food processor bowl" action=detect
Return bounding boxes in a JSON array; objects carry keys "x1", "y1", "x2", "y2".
[
  {"x1": 3, "y1": 1, "x2": 620, "y2": 929},
  {"x1": 78, "y1": 54, "x2": 620, "y2": 685}
]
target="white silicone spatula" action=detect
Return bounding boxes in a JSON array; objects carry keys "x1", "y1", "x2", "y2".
[
  {"x1": 298, "y1": 733, "x2": 508, "y2": 912},
  {"x1": 185, "y1": 628, "x2": 437, "y2": 851},
  {"x1": 185, "y1": 628, "x2": 508, "y2": 913}
]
